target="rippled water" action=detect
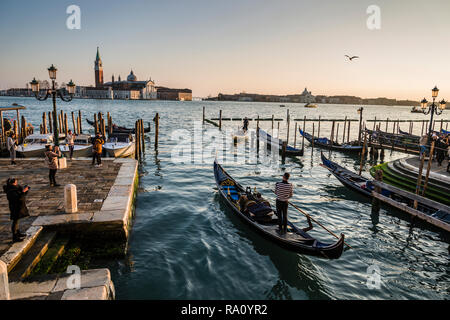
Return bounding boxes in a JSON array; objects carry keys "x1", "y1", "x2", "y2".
[{"x1": 1, "y1": 97, "x2": 449, "y2": 300}]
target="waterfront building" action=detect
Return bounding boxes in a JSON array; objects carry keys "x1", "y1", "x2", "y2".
[
  {"x1": 156, "y1": 87, "x2": 193, "y2": 101},
  {"x1": 298, "y1": 88, "x2": 315, "y2": 103},
  {"x1": 103, "y1": 70, "x2": 157, "y2": 100}
]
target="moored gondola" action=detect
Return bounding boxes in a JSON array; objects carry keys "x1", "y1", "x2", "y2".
[
  {"x1": 299, "y1": 129, "x2": 362, "y2": 153},
  {"x1": 213, "y1": 159, "x2": 345, "y2": 259},
  {"x1": 86, "y1": 118, "x2": 150, "y2": 134},
  {"x1": 320, "y1": 153, "x2": 450, "y2": 231},
  {"x1": 259, "y1": 129, "x2": 303, "y2": 156}
]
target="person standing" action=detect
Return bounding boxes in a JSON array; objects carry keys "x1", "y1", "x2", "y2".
[
  {"x1": 3, "y1": 178, "x2": 29, "y2": 242},
  {"x1": 44, "y1": 145, "x2": 61, "y2": 187},
  {"x1": 7, "y1": 133, "x2": 17, "y2": 165},
  {"x1": 275, "y1": 172, "x2": 294, "y2": 234},
  {"x1": 243, "y1": 117, "x2": 249, "y2": 132},
  {"x1": 419, "y1": 135, "x2": 428, "y2": 158},
  {"x1": 66, "y1": 129, "x2": 76, "y2": 160},
  {"x1": 92, "y1": 133, "x2": 105, "y2": 167}
]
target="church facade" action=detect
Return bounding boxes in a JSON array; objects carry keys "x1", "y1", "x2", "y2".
[{"x1": 76, "y1": 47, "x2": 190, "y2": 100}]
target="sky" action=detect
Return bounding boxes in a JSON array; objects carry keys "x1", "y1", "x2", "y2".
[{"x1": 1, "y1": 0, "x2": 450, "y2": 100}]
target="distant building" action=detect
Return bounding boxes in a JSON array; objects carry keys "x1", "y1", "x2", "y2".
[
  {"x1": 156, "y1": 87, "x2": 192, "y2": 101},
  {"x1": 84, "y1": 87, "x2": 113, "y2": 99},
  {"x1": 298, "y1": 88, "x2": 315, "y2": 103},
  {"x1": 94, "y1": 47, "x2": 104, "y2": 88},
  {"x1": 103, "y1": 70, "x2": 157, "y2": 100}
]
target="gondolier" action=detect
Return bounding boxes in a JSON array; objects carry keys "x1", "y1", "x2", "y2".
[
  {"x1": 243, "y1": 117, "x2": 249, "y2": 132},
  {"x1": 275, "y1": 173, "x2": 294, "y2": 234}
]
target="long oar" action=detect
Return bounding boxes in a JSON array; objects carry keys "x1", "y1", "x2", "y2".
[{"x1": 271, "y1": 190, "x2": 352, "y2": 249}]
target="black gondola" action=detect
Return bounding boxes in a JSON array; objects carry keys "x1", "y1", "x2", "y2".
[
  {"x1": 320, "y1": 153, "x2": 450, "y2": 230},
  {"x1": 299, "y1": 129, "x2": 362, "y2": 153},
  {"x1": 259, "y1": 129, "x2": 303, "y2": 156},
  {"x1": 213, "y1": 160, "x2": 345, "y2": 259},
  {"x1": 86, "y1": 118, "x2": 150, "y2": 134}
]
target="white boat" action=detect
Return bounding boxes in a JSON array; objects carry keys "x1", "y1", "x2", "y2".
[
  {"x1": 59, "y1": 134, "x2": 93, "y2": 158},
  {"x1": 103, "y1": 133, "x2": 135, "y2": 158},
  {"x1": 16, "y1": 134, "x2": 54, "y2": 158},
  {"x1": 232, "y1": 128, "x2": 249, "y2": 143}
]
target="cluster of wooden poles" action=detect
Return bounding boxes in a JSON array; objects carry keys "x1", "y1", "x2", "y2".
[
  {"x1": 40, "y1": 110, "x2": 83, "y2": 137},
  {"x1": 0, "y1": 105, "x2": 31, "y2": 148}
]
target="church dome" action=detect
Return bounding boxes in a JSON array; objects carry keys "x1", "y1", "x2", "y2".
[{"x1": 127, "y1": 70, "x2": 137, "y2": 82}]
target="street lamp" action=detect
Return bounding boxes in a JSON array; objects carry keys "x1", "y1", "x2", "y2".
[
  {"x1": 30, "y1": 65, "x2": 75, "y2": 146},
  {"x1": 420, "y1": 86, "x2": 446, "y2": 140}
]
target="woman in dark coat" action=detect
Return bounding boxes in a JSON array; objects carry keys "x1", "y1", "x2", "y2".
[{"x1": 3, "y1": 178, "x2": 30, "y2": 242}]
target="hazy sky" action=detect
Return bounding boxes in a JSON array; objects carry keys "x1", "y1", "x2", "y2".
[{"x1": 1, "y1": 0, "x2": 450, "y2": 99}]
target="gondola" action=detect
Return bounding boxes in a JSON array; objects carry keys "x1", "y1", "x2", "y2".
[
  {"x1": 320, "y1": 152, "x2": 387, "y2": 197},
  {"x1": 398, "y1": 129, "x2": 420, "y2": 138},
  {"x1": 259, "y1": 129, "x2": 303, "y2": 156},
  {"x1": 299, "y1": 129, "x2": 362, "y2": 153},
  {"x1": 86, "y1": 118, "x2": 150, "y2": 134},
  {"x1": 213, "y1": 160, "x2": 345, "y2": 259},
  {"x1": 320, "y1": 153, "x2": 450, "y2": 230}
]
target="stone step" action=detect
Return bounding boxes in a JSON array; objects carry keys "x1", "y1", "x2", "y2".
[
  {"x1": 391, "y1": 160, "x2": 450, "y2": 194},
  {"x1": 8, "y1": 231, "x2": 57, "y2": 281},
  {"x1": 29, "y1": 237, "x2": 70, "y2": 276}
]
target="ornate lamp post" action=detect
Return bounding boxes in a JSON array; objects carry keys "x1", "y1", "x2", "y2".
[
  {"x1": 420, "y1": 86, "x2": 446, "y2": 141},
  {"x1": 30, "y1": 65, "x2": 76, "y2": 146}
]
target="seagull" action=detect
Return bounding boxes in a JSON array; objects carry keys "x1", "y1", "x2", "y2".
[{"x1": 345, "y1": 55, "x2": 359, "y2": 61}]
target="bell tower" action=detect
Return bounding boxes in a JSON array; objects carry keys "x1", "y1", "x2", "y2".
[{"x1": 94, "y1": 47, "x2": 104, "y2": 88}]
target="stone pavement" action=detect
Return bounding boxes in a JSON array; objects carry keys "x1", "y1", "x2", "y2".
[
  {"x1": 402, "y1": 156, "x2": 450, "y2": 185},
  {"x1": 0, "y1": 159, "x2": 122, "y2": 257},
  {"x1": 8, "y1": 268, "x2": 115, "y2": 300}
]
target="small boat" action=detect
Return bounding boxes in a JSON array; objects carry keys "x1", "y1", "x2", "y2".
[
  {"x1": 232, "y1": 128, "x2": 249, "y2": 143},
  {"x1": 86, "y1": 118, "x2": 150, "y2": 134},
  {"x1": 304, "y1": 103, "x2": 318, "y2": 108},
  {"x1": 411, "y1": 106, "x2": 423, "y2": 113},
  {"x1": 16, "y1": 134, "x2": 54, "y2": 158},
  {"x1": 280, "y1": 104, "x2": 287, "y2": 108},
  {"x1": 59, "y1": 134, "x2": 93, "y2": 158},
  {"x1": 299, "y1": 129, "x2": 362, "y2": 153},
  {"x1": 320, "y1": 153, "x2": 450, "y2": 232},
  {"x1": 214, "y1": 160, "x2": 345, "y2": 258},
  {"x1": 259, "y1": 129, "x2": 303, "y2": 156},
  {"x1": 103, "y1": 133, "x2": 135, "y2": 158}
]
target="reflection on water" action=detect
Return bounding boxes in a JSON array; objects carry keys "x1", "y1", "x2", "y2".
[{"x1": 1, "y1": 97, "x2": 448, "y2": 300}]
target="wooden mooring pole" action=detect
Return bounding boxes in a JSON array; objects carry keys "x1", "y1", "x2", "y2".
[{"x1": 154, "y1": 113, "x2": 159, "y2": 149}]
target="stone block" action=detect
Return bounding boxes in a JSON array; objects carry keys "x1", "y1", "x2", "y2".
[
  {"x1": 0, "y1": 226, "x2": 42, "y2": 270},
  {"x1": 52, "y1": 269, "x2": 112, "y2": 293},
  {"x1": 0, "y1": 260, "x2": 9, "y2": 300},
  {"x1": 32, "y1": 213, "x2": 94, "y2": 227},
  {"x1": 64, "y1": 184, "x2": 78, "y2": 214},
  {"x1": 9, "y1": 278, "x2": 57, "y2": 300},
  {"x1": 61, "y1": 286, "x2": 109, "y2": 300}
]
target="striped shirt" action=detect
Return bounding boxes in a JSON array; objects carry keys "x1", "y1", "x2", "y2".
[{"x1": 275, "y1": 181, "x2": 293, "y2": 201}]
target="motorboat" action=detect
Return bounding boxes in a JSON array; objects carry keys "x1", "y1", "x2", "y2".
[
  {"x1": 59, "y1": 134, "x2": 93, "y2": 158},
  {"x1": 103, "y1": 133, "x2": 135, "y2": 158},
  {"x1": 16, "y1": 134, "x2": 54, "y2": 158}
]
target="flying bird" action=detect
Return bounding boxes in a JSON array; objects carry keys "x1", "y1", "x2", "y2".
[{"x1": 345, "y1": 55, "x2": 359, "y2": 61}]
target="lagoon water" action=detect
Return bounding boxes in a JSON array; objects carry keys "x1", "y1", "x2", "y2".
[{"x1": 1, "y1": 96, "x2": 449, "y2": 300}]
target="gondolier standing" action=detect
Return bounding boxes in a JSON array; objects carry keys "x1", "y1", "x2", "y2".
[
  {"x1": 275, "y1": 172, "x2": 293, "y2": 234},
  {"x1": 243, "y1": 117, "x2": 249, "y2": 132}
]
